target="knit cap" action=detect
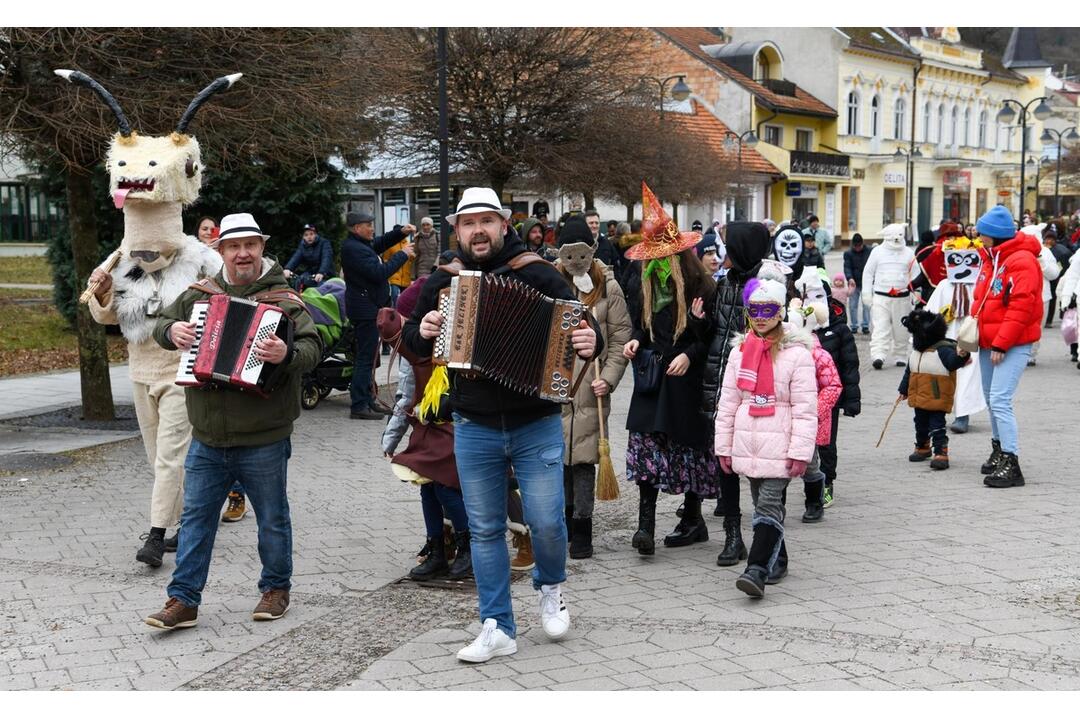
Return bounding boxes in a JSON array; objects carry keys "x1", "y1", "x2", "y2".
[{"x1": 976, "y1": 205, "x2": 1017, "y2": 240}]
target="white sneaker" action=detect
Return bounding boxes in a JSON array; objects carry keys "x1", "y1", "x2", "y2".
[
  {"x1": 456, "y1": 618, "x2": 517, "y2": 663},
  {"x1": 538, "y1": 583, "x2": 570, "y2": 640}
]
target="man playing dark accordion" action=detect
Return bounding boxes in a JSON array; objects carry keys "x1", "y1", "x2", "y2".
[{"x1": 403, "y1": 187, "x2": 601, "y2": 663}]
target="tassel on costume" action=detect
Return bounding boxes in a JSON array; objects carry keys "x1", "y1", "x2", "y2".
[{"x1": 417, "y1": 365, "x2": 450, "y2": 424}]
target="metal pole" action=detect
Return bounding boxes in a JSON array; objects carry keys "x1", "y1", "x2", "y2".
[
  {"x1": 908, "y1": 63, "x2": 920, "y2": 241},
  {"x1": 437, "y1": 27, "x2": 450, "y2": 252},
  {"x1": 1056, "y1": 138, "x2": 1063, "y2": 216},
  {"x1": 1019, "y1": 106, "x2": 1027, "y2": 220},
  {"x1": 737, "y1": 141, "x2": 743, "y2": 221}
]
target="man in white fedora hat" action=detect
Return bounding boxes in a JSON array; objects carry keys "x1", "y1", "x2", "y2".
[
  {"x1": 144, "y1": 212, "x2": 322, "y2": 630},
  {"x1": 403, "y1": 187, "x2": 601, "y2": 663}
]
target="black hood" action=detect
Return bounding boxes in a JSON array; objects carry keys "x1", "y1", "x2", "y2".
[{"x1": 724, "y1": 221, "x2": 772, "y2": 279}]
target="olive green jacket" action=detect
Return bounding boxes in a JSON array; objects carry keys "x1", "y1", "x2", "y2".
[{"x1": 153, "y1": 259, "x2": 322, "y2": 447}]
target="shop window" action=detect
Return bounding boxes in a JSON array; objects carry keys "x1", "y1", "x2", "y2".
[{"x1": 976, "y1": 189, "x2": 988, "y2": 218}]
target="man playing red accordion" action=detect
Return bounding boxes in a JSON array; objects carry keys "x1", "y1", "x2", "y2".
[{"x1": 144, "y1": 213, "x2": 322, "y2": 631}]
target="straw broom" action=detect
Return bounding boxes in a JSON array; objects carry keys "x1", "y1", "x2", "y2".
[{"x1": 594, "y1": 358, "x2": 620, "y2": 501}]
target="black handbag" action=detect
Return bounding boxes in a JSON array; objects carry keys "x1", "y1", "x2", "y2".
[{"x1": 631, "y1": 348, "x2": 664, "y2": 394}]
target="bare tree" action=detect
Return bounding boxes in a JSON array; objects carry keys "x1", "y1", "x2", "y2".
[{"x1": 0, "y1": 28, "x2": 397, "y2": 419}]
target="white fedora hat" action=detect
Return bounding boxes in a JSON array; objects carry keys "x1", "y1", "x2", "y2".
[
  {"x1": 446, "y1": 187, "x2": 511, "y2": 225},
  {"x1": 218, "y1": 212, "x2": 271, "y2": 243}
]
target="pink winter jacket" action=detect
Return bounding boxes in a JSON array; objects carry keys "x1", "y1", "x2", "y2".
[
  {"x1": 811, "y1": 340, "x2": 842, "y2": 446},
  {"x1": 714, "y1": 328, "x2": 819, "y2": 479}
]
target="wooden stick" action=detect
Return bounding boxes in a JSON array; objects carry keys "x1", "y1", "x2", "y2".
[
  {"x1": 876, "y1": 396, "x2": 904, "y2": 448},
  {"x1": 79, "y1": 249, "x2": 122, "y2": 304},
  {"x1": 595, "y1": 358, "x2": 605, "y2": 439}
]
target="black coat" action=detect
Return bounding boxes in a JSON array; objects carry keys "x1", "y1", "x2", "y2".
[
  {"x1": 816, "y1": 300, "x2": 861, "y2": 416},
  {"x1": 625, "y1": 263, "x2": 714, "y2": 450},
  {"x1": 341, "y1": 227, "x2": 409, "y2": 321},
  {"x1": 594, "y1": 233, "x2": 618, "y2": 268},
  {"x1": 284, "y1": 235, "x2": 335, "y2": 277},
  {"x1": 402, "y1": 230, "x2": 603, "y2": 430},
  {"x1": 802, "y1": 246, "x2": 826, "y2": 269},
  {"x1": 843, "y1": 245, "x2": 871, "y2": 289}
]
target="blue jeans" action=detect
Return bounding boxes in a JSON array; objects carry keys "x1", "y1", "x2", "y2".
[
  {"x1": 979, "y1": 344, "x2": 1031, "y2": 454},
  {"x1": 848, "y1": 287, "x2": 867, "y2": 330},
  {"x1": 419, "y1": 482, "x2": 469, "y2": 537},
  {"x1": 349, "y1": 320, "x2": 380, "y2": 413},
  {"x1": 453, "y1": 412, "x2": 567, "y2": 639},
  {"x1": 168, "y1": 438, "x2": 293, "y2": 607}
]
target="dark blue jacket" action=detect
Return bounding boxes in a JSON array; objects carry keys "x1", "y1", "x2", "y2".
[
  {"x1": 285, "y1": 234, "x2": 335, "y2": 277},
  {"x1": 341, "y1": 226, "x2": 409, "y2": 321},
  {"x1": 843, "y1": 245, "x2": 871, "y2": 289}
]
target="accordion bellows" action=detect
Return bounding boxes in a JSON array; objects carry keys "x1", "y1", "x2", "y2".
[{"x1": 434, "y1": 271, "x2": 585, "y2": 403}]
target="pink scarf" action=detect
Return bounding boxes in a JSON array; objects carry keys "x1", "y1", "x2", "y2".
[{"x1": 737, "y1": 333, "x2": 776, "y2": 416}]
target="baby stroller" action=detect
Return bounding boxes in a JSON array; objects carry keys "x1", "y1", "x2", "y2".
[{"x1": 300, "y1": 278, "x2": 355, "y2": 410}]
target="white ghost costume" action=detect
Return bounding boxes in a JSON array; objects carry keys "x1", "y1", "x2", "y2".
[
  {"x1": 924, "y1": 245, "x2": 986, "y2": 418},
  {"x1": 861, "y1": 223, "x2": 918, "y2": 365}
]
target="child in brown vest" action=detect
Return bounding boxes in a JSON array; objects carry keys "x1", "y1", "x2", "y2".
[{"x1": 898, "y1": 309, "x2": 972, "y2": 470}]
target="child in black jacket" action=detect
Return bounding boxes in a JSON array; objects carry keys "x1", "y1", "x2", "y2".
[{"x1": 813, "y1": 294, "x2": 861, "y2": 508}]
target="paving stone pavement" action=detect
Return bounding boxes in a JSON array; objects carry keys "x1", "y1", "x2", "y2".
[{"x1": 2, "y1": 307, "x2": 1080, "y2": 690}]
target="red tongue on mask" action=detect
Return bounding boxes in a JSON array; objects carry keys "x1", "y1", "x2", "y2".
[{"x1": 113, "y1": 188, "x2": 132, "y2": 209}]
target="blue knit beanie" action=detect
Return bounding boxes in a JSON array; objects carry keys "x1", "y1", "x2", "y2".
[{"x1": 976, "y1": 205, "x2": 1017, "y2": 240}]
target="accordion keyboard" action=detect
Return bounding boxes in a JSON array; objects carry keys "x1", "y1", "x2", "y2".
[
  {"x1": 175, "y1": 301, "x2": 209, "y2": 386},
  {"x1": 240, "y1": 308, "x2": 285, "y2": 385}
]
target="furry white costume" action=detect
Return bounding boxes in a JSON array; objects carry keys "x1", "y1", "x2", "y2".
[
  {"x1": 925, "y1": 239, "x2": 986, "y2": 418},
  {"x1": 862, "y1": 223, "x2": 919, "y2": 366},
  {"x1": 58, "y1": 70, "x2": 237, "y2": 555}
]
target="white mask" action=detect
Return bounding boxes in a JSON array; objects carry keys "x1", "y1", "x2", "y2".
[{"x1": 773, "y1": 227, "x2": 803, "y2": 267}]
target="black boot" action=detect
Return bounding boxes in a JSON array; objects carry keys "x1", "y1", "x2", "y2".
[
  {"x1": 447, "y1": 531, "x2": 472, "y2": 579},
  {"x1": 632, "y1": 485, "x2": 658, "y2": 555},
  {"x1": 136, "y1": 527, "x2": 166, "y2": 568},
  {"x1": 410, "y1": 536, "x2": 449, "y2": 580},
  {"x1": 664, "y1": 493, "x2": 708, "y2": 547},
  {"x1": 981, "y1": 439, "x2": 1003, "y2": 477},
  {"x1": 985, "y1": 452, "x2": 1025, "y2": 488},
  {"x1": 164, "y1": 528, "x2": 179, "y2": 553},
  {"x1": 765, "y1": 540, "x2": 788, "y2": 585},
  {"x1": 802, "y1": 480, "x2": 824, "y2": 523},
  {"x1": 716, "y1": 516, "x2": 747, "y2": 566},
  {"x1": 736, "y1": 523, "x2": 783, "y2": 598},
  {"x1": 569, "y1": 517, "x2": 593, "y2": 559}
]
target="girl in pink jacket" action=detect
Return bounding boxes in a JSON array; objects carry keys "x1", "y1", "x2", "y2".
[{"x1": 715, "y1": 276, "x2": 819, "y2": 598}]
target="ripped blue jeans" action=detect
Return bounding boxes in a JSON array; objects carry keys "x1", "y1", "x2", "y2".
[{"x1": 453, "y1": 412, "x2": 567, "y2": 639}]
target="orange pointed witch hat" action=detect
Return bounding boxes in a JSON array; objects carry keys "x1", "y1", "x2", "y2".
[{"x1": 624, "y1": 181, "x2": 702, "y2": 261}]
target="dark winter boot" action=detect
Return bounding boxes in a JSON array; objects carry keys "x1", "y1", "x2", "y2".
[
  {"x1": 930, "y1": 447, "x2": 950, "y2": 470},
  {"x1": 569, "y1": 517, "x2": 593, "y2": 559},
  {"x1": 985, "y1": 452, "x2": 1025, "y2": 488},
  {"x1": 447, "y1": 531, "x2": 472, "y2": 579},
  {"x1": 716, "y1": 516, "x2": 747, "y2": 567},
  {"x1": 981, "y1": 439, "x2": 1003, "y2": 476},
  {"x1": 632, "y1": 485, "x2": 658, "y2": 556},
  {"x1": 736, "y1": 523, "x2": 783, "y2": 598},
  {"x1": 136, "y1": 528, "x2": 166, "y2": 568},
  {"x1": 410, "y1": 536, "x2": 449, "y2": 580},
  {"x1": 908, "y1": 442, "x2": 932, "y2": 462},
  {"x1": 802, "y1": 480, "x2": 824, "y2": 523},
  {"x1": 765, "y1": 540, "x2": 788, "y2": 585},
  {"x1": 664, "y1": 493, "x2": 708, "y2": 547}
]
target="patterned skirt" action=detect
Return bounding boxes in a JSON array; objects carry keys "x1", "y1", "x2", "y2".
[{"x1": 625, "y1": 431, "x2": 720, "y2": 497}]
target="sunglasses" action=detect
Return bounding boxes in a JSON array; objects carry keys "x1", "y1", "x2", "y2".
[{"x1": 746, "y1": 302, "x2": 783, "y2": 320}]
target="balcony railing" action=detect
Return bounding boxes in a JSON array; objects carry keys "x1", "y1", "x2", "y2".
[{"x1": 790, "y1": 150, "x2": 851, "y2": 179}]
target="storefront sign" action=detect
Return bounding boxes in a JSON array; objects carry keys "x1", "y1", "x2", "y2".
[
  {"x1": 943, "y1": 170, "x2": 972, "y2": 191},
  {"x1": 800, "y1": 183, "x2": 819, "y2": 198},
  {"x1": 786, "y1": 182, "x2": 801, "y2": 197},
  {"x1": 884, "y1": 172, "x2": 906, "y2": 186}
]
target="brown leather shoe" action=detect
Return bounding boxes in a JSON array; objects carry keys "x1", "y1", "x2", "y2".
[
  {"x1": 252, "y1": 589, "x2": 290, "y2": 621},
  {"x1": 145, "y1": 597, "x2": 198, "y2": 630},
  {"x1": 510, "y1": 530, "x2": 534, "y2": 571},
  {"x1": 221, "y1": 492, "x2": 247, "y2": 523}
]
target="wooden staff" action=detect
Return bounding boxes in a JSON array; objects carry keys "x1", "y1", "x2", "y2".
[
  {"x1": 79, "y1": 249, "x2": 122, "y2": 304},
  {"x1": 876, "y1": 395, "x2": 904, "y2": 448}
]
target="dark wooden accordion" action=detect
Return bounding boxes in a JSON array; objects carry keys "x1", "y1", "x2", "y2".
[
  {"x1": 175, "y1": 294, "x2": 293, "y2": 396},
  {"x1": 433, "y1": 270, "x2": 585, "y2": 403}
]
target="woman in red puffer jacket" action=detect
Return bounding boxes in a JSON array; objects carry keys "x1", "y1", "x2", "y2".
[{"x1": 971, "y1": 205, "x2": 1043, "y2": 490}]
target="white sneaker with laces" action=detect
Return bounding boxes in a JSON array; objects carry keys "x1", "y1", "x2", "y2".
[
  {"x1": 538, "y1": 583, "x2": 570, "y2": 640},
  {"x1": 456, "y1": 618, "x2": 517, "y2": 663}
]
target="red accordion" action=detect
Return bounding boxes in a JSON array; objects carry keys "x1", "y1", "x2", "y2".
[{"x1": 175, "y1": 294, "x2": 293, "y2": 396}]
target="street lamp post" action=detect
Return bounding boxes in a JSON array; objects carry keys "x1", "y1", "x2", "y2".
[
  {"x1": 1039, "y1": 125, "x2": 1080, "y2": 216},
  {"x1": 641, "y1": 74, "x2": 692, "y2": 224},
  {"x1": 894, "y1": 145, "x2": 923, "y2": 239},
  {"x1": 996, "y1": 96, "x2": 1052, "y2": 218},
  {"x1": 724, "y1": 130, "x2": 759, "y2": 221}
]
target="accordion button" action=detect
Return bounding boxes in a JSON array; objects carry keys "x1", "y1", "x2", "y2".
[
  {"x1": 562, "y1": 311, "x2": 571, "y2": 320},
  {"x1": 561, "y1": 322, "x2": 570, "y2": 330},
  {"x1": 561, "y1": 379, "x2": 570, "y2": 388},
  {"x1": 552, "y1": 371, "x2": 561, "y2": 380}
]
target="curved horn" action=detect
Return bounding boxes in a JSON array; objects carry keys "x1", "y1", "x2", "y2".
[
  {"x1": 54, "y1": 69, "x2": 133, "y2": 137},
  {"x1": 175, "y1": 73, "x2": 243, "y2": 134}
]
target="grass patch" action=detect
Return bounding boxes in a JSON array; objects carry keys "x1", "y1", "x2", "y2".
[
  {"x1": 0, "y1": 287, "x2": 53, "y2": 300},
  {"x1": 0, "y1": 255, "x2": 53, "y2": 285},
  {"x1": 0, "y1": 297, "x2": 127, "y2": 376}
]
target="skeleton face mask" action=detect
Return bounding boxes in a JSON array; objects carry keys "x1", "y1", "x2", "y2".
[
  {"x1": 773, "y1": 228, "x2": 803, "y2": 267},
  {"x1": 945, "y1": 249, "x2": 982, "y2": 285}
]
